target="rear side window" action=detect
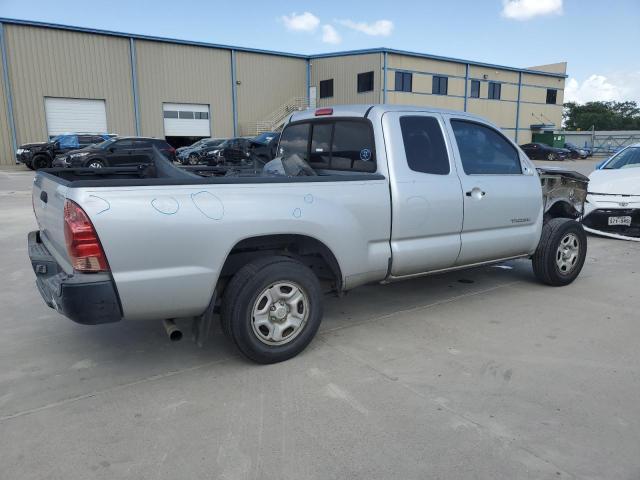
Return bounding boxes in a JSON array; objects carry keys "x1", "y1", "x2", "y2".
[
  {"x1": 451, "y1": 120, "x2": 521, "y2": 175},
  {"x1": 400, "y1": 116, "x2": 449, "y2": 175},
  {"x1": 278, "y1": 123, "x2": 310, "y2": 162}
]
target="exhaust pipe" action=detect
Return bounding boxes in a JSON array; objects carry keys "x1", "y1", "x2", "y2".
[{"x1": 162, "y1": 319, "x2": 182, "y2": 342}]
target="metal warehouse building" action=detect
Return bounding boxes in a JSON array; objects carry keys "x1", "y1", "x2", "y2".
[{"x1": 0, "y1": 18, "x2": 566, "y2": 167}]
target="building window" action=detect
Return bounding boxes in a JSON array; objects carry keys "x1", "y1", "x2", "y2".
[
  {"x1": 178, "y1": 111, "x2": 194, "y2": 119},
  {"x1": 319, "y1": 79, "x2": 334, "y2": 99},
  {"x1": 194, "y1": 112, "x2": 209, "y2": 120},
  {"x1": 470, "y1": 80, "x2": 480, "y2": 98},
  {"x1": 546, "y1": 89, "x2": 557, "y2": 104},
  {"x1": 357, "y1": 71, "x2": 374, "y2": 93},
  {"x1": 395, "y1": 71, "x2": 413, "y2": 92},
  {"x1": 488, "y1": 82, "x2": 501, "y2": 100},
  {"x1": 163, "y1": 110, "x2": 178, "y2": 119},
  {"x1": 432, "y1": 76, "x2": 448, "y2": 95}
]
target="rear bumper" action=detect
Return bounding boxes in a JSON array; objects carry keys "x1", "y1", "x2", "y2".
[{"x1": 28, "y1": 231, "x2": 122, "y2": 324}]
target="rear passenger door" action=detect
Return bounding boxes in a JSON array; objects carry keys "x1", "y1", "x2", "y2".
[
  {"x1": 446, "y1": 117, "x2": 542, "y2": 265},
  {"x1": 382, "y1": 112, "x2": 464, "y2": 276},
  {"x1": 129, "y1": 139, "x2": 153, "y2": 165}
]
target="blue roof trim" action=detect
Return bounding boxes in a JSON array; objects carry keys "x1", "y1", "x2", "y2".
[{"x1": 0, "y1": 17, "x2": 567, "y2": 78}]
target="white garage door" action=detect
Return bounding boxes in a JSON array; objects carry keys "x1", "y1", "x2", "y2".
[
  {"x1": 44, "y1": 97, "x2": 107, "y2": 137},
  {"x1": 163, "y1": 103, "x2": 211, "y2": 137}
]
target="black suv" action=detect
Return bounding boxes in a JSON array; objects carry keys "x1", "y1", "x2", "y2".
[
  {"x1": 207, "y1": 133, "x2": 281, "y2": 166},
  {"x1": 52, "y1": 137, "x2": 176, "y2": 168},
  {"x1": 16, "y1": 133, "x2": 114, "y2": 169}
]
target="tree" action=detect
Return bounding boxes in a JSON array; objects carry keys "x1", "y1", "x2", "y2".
[{"x1": 563, "y1": 101, "x2": 640, "y2": 131}]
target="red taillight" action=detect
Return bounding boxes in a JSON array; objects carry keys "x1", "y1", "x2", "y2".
[
  {"x1": 315, "y1": 108, "x2": 333, "y2": 116},
  {"x1": 63, "y1": 200, "x2": 109, "y2": 272}
]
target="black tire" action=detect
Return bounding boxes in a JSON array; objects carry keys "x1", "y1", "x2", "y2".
[
  {"x1": 32, "y1": 155, "x2": 50, "y2": 170},
  {"x1": 547, "y1": 152, "x2": 558, "y2": 161},
  {"x1": 532, "y1": 218, "x2": 587, "y2": 286},
  {"x1": 221, "y1": 256, "x2": 323, "y2": 364},
  {"x1": 188, "y1": 153, "x2": 199, "y2": 165},
  {"x1": 86, "y1": 159, "x2": 104, "y2": 168}
]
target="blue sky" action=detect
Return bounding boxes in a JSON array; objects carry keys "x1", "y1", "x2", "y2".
[{"x1": 2, "y1": 0, "x2": 639, "y2": 102}]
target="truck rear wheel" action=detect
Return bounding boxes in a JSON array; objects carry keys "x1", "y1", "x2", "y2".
[
  {"x1": 32, "y1": 155, "x2": 50, "y2": 170},
  {"x1": 532, "y1": 218, "x2": 587, "y2": 286},
  {"x1": 221, "y1": 256, "x2": 323, "y2": 364}
]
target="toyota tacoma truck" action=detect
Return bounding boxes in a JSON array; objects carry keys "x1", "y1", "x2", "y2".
[{"x1": 28, "y1": 105, "x2": 589, "y2": 364}]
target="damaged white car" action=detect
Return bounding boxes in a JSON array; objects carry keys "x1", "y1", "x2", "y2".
[{"x1": 582, "y1": 144, "x2": 640, "y2": 241}]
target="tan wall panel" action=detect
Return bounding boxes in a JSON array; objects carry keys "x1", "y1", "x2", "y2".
[
  {"x1": 466, "y1": 98, "x2": 517, "y2": 129},
  {"x1": 4, "y1": 25, "x2": 136, "y2": 145},
  {"x1": 516, "y1": 129, "x2": 532, "y2": 144},
  {"x1": 522, "y1": 73, "x2": 565, "y2": 89},
  {"x1": 519, "y1": 85, "x2": 564, "y2": 104},
  {"x1": 311, "y1": 54, "x2": 381, "y2": 106},
  {"x1": 387, "y1": 91, "x2": 465, "y2": 111},
  {"x1": 0, "y1": 62, "x2": 13, "y2": 165},
  {"x1": 468, "y1": 65, "x2": 519, "y2": 84},
  {"x1": 518, "y1": 103, "x2": 563, "y2": 131},
  {"x1": 236, "y1": 52, "x2": 306, "y2": 135},
  {"x1": 388, "y1": 54, "x2": 466, "y2": 77},
  {"x1": 135, "y1": 40, "x2": 233, "y2": 138}
]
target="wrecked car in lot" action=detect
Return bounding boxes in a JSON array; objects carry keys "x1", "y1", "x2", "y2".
[
  {"x1": 582, "y1": 143, "x2": 640, "y2": 241},
  {"x1": 28, "y1": 105, "x2": 589, "y2": 364}
]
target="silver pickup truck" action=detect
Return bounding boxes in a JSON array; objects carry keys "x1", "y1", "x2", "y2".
[{"x1": 29, "y1": 105, "x2": 589, "y2": 363}]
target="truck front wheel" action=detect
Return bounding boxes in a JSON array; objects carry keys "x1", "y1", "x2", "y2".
[
  {"x1": 532, "y1": 218, "x2": 587, "y2": 286},
  {"x1": 221, "y1": 256, "x2": 323, "y2": 364}
]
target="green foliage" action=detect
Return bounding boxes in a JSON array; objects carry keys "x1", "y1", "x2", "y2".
[{"x1": 563, "y1": 101, "x2": 640, "y2": 131}]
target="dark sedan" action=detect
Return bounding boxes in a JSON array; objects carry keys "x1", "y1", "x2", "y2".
[{"x1": 520, "y1": 143, "x2": 570, "y2": 161}]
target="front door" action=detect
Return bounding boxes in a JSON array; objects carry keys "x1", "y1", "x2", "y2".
[
  {"x1": 446, "y1": 117, "x2": 543, "y2": 265},
  {"x1": 383, "y1": 111, "x2": 464, "y2": 276}
]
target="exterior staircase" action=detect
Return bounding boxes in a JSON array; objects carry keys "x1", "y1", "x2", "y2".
[{"x1": 244, "y1": 96, "x2": 309, "y2": 135}]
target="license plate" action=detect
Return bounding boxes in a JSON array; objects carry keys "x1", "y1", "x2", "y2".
[{"x1": 608, "y1": 216, "x2": 632, "y2": 226}]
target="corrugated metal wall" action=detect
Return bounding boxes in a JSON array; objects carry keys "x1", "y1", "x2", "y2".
[
  {"x1": 3, "y1": 25, "x2": 136, "y2": 146},
  {"x1": 311, "y1": 54, "x2": 381, "y2": 107},
  {"x1": 134, "y1": 40, "x2": 233, "y2": 138},
  {"x1": 235, "y1": 52, "x2": 306, "y2": 136},
  {"x1": 0, "y1": 54, "x2": 12, "y2": 166}
]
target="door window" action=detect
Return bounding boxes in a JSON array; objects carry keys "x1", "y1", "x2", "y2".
[
  {"x1": 451, "y1": 120, "x2": 521, "y2": 175},
  {"x1": 399, "y1": 116, "x2": 450, "y2": 175},
  {"x1": 58, "y1": 135, "x2": 79, "y2": 149}
]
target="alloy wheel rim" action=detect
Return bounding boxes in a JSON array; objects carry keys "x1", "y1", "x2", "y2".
[
  {"x1": 556, "y1": 233, "x2": 580, "y2": 274},
  {"x1": 251, "y1": 281, "x2": 309, "y2": 346},
  {"x1": 89, "y1": 162, "x2": 102, "y2": 168}
]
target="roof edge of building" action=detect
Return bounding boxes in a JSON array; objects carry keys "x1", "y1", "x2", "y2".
[{"x1": 0, "y1": 17, "x2": 567, "y2": 78}]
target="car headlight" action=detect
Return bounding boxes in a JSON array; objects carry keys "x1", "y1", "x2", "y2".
[{"x1": 70, "y1": 152, "x2": 90, "y2": 158}]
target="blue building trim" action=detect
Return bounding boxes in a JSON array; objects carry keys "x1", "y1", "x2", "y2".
[
  {"x1": 0, "y1": 18, "x2": 567, "y2": 79},
  {"x1": 382, "y1": 51, "x2": 388, "y2": 103},
  {"x1": 463, "y1": 64, "x2": 469, "y2": 112},
  {"x1": 129, "y1": 37, "x2": 141, "y2": 136},
  {"x1": 0, "y1": 22, "x2": 17, "y2": 153},
  {"x1": 306, "y1": 59, "x2": 311, "y2": 107},
  {"x1": 230, "y1": 50, "x2": 238, "y2": 136},
  {"x1": 515, "y1": 72, "x2": 522, "y2": 143}
]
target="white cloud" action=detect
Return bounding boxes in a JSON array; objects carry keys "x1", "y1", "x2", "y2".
[
  {"x1": 565, "y1": 72, "x2": 640, "y2": 104},
  {"x1": 281, "y1": 12, "x2": 320, "y2": 32},
  {"x1": 321, "y1": 25, "x2": 342, "y2": 44},
  {"x1": 336, "y1": 19, "x2": 394, "y2": 36},
  {"x1": 501, "y1": 0, "x2": 563, "y2": 20}
]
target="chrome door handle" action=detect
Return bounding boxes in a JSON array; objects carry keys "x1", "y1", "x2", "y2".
[{"x1": 465, "y1": 188, "x2": 486, "y2": 199}]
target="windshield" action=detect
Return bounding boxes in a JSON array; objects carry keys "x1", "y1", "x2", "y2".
[
  {"x1": 604, "y1": 147, "x2": 640, "y2": 169},
  {"x1": 94, "y1": 138, "x2": 117, "y2": 149},
  {"x1": 253, "y1": 132, "x2": 278, "y2": 144}
]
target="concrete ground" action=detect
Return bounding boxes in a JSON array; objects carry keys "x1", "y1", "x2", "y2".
[{"x1": 1, "y1": 161, "x2": 639, "y2": 480}]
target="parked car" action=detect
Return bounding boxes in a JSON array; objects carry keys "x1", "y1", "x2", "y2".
[
  {"x1": 207, "y1": 137, "x2": 253, "y2": 165},
  {"x1": 16, "y1": 133, "x2": 115, "y2": 169},
  {"x1": 177, "y1": 138, "x2": 225, "y2": 165},
  {"x1": 28, "y1": 105, "x2": 588, "y2": 364},
  {"x1": 563, "y1": 142, "x2": 589, "y2": 159},
  {"x1": 582, "y1": 143, "x2": 640, "y2": 240},
  {"x1": 51, "y1": 137, "x2": 176, "y2": 168},
  {"x1": 207, "y1": 133, "x2": 281, "y2": 166},
  {"x1": 520, "y1": 142, "x2": 571, "y2": 161}
]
